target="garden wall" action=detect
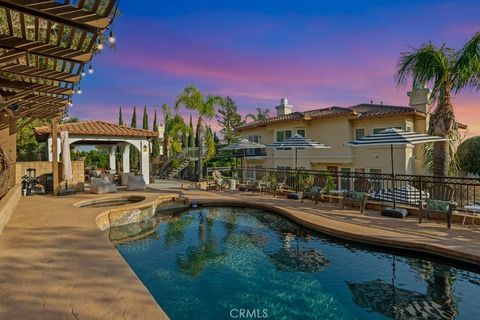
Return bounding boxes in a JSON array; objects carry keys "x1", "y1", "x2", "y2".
[{"x1": 15, "y1": 160, "x2": 85, "y2": 192}]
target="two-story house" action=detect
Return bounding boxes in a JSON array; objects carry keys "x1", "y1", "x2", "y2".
[{"x1": 237, "y1": 88, "x2": 467, "y2": 176}]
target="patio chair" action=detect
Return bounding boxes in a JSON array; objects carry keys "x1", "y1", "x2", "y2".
[
  {"x1": 302, "y1": 175, "x2": 327, "y2": 204},
  {"x1": 418, "y1": 185, "x2": 456, "y2": 228},
  {"x1": 341, "y1": 178, "x2": 371, "y2": 214},
  {"x1": 207, "y1": 170, "x2": 227, "y2": 190}
]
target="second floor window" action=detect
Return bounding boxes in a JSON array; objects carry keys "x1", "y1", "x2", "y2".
[
  {"x1": 248, "y1": 135, "x2": 259, "y2": 143},
  {"x1": 355, "y1": 128, "x2": 365, "y2": 140},
  {"x1": 296, "y1": 129, "x2": 306, "y2": 137},
  {"x1": 276, "y1": 130, "x2": 292, "y2": 142}
]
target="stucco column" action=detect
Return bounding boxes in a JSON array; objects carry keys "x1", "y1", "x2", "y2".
[
  {"x1": 47, "y1": 137, "x2": 61, "y2": 162},
  {"x1": 122, "y1": 144, "x2": 130, "y2": 173},
  {"x1": 109, "y1": 146, "x2": 116, "y2": 172},
  {"x1": 140, "y1": 140, "x2": 150, "y2": 184}
]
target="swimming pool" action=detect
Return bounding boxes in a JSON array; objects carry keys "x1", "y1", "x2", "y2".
[{"x1": 112, "y1": 206, "x2": 480, "y2": 319}]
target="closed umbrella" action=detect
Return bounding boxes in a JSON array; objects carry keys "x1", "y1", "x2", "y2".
[
  {"x1": 268, "y1": 134, "x2": 331, "y2": 169},
  {"x1": 346, "y1": 128, "x2": 448, "y2": 213},
  {"x1": 60, "y1": 130, "x2": 73, "y2": 189}
]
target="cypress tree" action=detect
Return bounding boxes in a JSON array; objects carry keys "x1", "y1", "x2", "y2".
[
  {"x1": 152, "y1": 109, "x2": 160, "y2": 158},
  {"x1": 130, "y1": 107, "x2": 139, "y2": 169},
  {"x1": 188, "y1": 115, "x2": 195, "y2": 148},
  {"x1": 142, "y1": 106, "x2": 149, "y2": 130},
  {"x1": 131, "y1": 106, "x2": 137, "y2": 128},
  {"x1": 119, "y1": 107, "x2": 124, "y2": 125}
]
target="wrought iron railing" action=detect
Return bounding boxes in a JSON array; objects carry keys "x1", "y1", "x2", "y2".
[
  {"x1": 157, "y1": 147, "x2": 198, "y2": 178},
  {"x1": 207, "y1": 167, "x2": 480, "y2": 211}
]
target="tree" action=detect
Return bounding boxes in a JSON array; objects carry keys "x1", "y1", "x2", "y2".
[
  {"x1": 119, "y1": 107, "x2": 124, "y2": 125},
  {"x1": 457, "y1": 136, "x2": 480, "y2": 175},
  {"x1": 245, "y1": 107, "x2": 270, "y2": 122},
  {"x1": 395, "y1": 32, "x2": 480, "y2": 176},
  {"x1": 130, "y1": 107, "x2": 139, "y2": 169},
  {"x1": 204, "y1": 126, "x2": 216, "y2": 163},
  {"x1": 217, "y1": 96, "x2": 242, "y2": 144},
  {"x1": 188, "y1": 115, "x2": 195, "y2": 148},
  {"x1": 175, "y1": 85, "x2": 224, "y2": 180},
  {"x1": 151, "y1": 109, "x2": 161, "y2": 159},
  {"x1": 16, "y1": 118, "x2": 48, "y2": 161},
  {"x1": 142, "y1": 106, "x2": 149, "y2": 130},
  {"x1": 162, "y1": 104, "x2": 186, "y2": 158}
]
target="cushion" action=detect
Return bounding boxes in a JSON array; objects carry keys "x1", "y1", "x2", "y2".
[
  {"x1": 90, "y1": 177, "x2": 117, "y2": 194},
  {"x1": 287, "y1": 193, "x2": 304, "y2": 200},
  {"x1": 426, "y1": 199, "x2": 450, "y2": 212},
  {"x1": 353, "y1": 191, "x2": 366, "y2": 200},
  {"x1": 127, "y1": 175, "x2": 146, "y2": 191},
  {"x1": 311, "y1": 186, "x2": 322, "y2": 193}
]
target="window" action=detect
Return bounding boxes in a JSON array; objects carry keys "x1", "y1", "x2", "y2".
[
  {"x1": 355, "y1": 128, "x2": 365, "y2": 140},
  {"x1": 296, "y1": 129, "x2": 306, "y2": 137},
  {"x1": 276, "y1": 130, "x2": 292, "y2": 142},
  {"x1": 373, "y1": 126, "x2": 402, "y2": 134},
  {"x1": 248, "y1": 135, "x2": 259, "y2": 143}
]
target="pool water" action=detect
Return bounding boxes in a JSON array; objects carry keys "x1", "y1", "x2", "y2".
[{"x1": 112, "y1": 207, "x2": 480, "y2": 320}]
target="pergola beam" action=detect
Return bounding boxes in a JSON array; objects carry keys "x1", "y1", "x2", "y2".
[
  {"x1": 1, "y1": 62, "x2": 80, "y2": 83},
  {"x1": 0, "y1": 35, "x2": 93, "y2": 63},
  {"x1": 0, "y1": 0, "x2": 115, "y2": 33}
]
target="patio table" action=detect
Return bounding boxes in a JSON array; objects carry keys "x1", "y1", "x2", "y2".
[
  {"x1": 463, "y1": 205, "x2": 480, "y2": 226},
  {"x1": 324, "y1": 189, "x2": 347, "y2": 205}
]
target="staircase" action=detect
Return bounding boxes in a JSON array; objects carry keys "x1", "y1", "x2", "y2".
[{"x1": 158, "y1": 148, "x2": 198, "y2": 179}]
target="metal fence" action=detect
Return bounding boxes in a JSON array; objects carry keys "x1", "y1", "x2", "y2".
[{"x1": 207, "y1": 167, "x2": 480, "y2": 211}]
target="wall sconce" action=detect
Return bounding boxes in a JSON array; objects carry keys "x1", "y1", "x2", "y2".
[{"x1": 143, "y1": 145, "x2": 148, "y2": 153}]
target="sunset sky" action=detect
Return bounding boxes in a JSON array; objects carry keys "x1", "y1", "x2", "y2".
[{"x1": 71, "y1": 1, "x2": 480, "y2": 135}]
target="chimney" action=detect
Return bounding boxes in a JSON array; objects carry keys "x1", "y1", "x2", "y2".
[
  {"x1": 276, "y1": 98, "x2": 293, "y2": 116},
  {"x1": 407, "y1": 84, "x2": 431, "y2": 113}
]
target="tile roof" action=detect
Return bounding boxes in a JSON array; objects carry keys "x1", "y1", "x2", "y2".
[
  {"x1": 238, "y1": 103, "x2": 424, "y2": 131},
  {"x1": 34, "y1": 120, "x2": 159, "y2": 139}
]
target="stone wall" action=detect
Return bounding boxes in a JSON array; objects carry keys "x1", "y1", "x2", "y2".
[
  {"x1": 0, "y1": 184, "x2": 21, "y2": 234},
  {"x1": 15, "y1": 160, "x2": 85, "y2": 191}
]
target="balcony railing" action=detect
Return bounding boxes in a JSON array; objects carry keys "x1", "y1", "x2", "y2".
[{"x1": 206, "y1": 167, "x2": 480, "y2": 211}]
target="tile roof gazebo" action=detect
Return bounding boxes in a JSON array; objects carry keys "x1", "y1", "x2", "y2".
[{"x1": 35, "y1": 121, "x2": 159, "y2": 183}]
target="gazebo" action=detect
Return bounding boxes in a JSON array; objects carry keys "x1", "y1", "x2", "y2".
[{"x1": 34, "y1": 121, "x2": 159, "y2": 182}]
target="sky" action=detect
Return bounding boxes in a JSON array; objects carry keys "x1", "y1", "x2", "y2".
[{"x1": 71, "y1": 0, "x2": 480, "y2": 135}]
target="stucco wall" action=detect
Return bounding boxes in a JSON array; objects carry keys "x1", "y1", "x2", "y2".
[
  {"x1": 15, "y1": 161, "x2": 85, "y2": 191},
  {"x1": 240, "y1": 114, "x2": 428, "y2": 175}
]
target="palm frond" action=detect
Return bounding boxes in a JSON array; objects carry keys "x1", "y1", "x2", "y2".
[
  {"x1": 175, "y1": 85, "x2": 204, "y2": 111},
  {"x1": 422, "y1": 125, "x2": 462, "y2": 176},
  {"x1": 395, "y1": 42, "x2": 452, "y2": 102},
  {"x1": 453, "y1": 32, "x2": 480, "y2": 93}
]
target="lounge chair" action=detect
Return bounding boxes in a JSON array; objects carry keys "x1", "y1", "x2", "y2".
[
  {"x1": 341, "y1": 178, "x2": 371, "y2": 214},
  {"x1": 208, "y1": 170, "x2": 227, "y2": 190},
  {"x1": 127, "y1": 174, "x2": 146, "y2": 191},
  {"x1": 90, "y1": 177, "x2": 117, "y2": 194},
  {"x1": 418, "y1": 185, "x2": 456, "y2": 228},
  {"x1": 302, "y1": 175, "x2": 327, "y2": 204}
]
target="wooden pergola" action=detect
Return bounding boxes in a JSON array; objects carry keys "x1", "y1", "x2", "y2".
[{"x1": 0, "y1": 0, "x2": 118, "y2": 197}]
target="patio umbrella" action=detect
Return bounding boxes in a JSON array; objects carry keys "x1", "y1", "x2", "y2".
[
  {"x1": 220, "y1": 138, "x2": 266, "y2": 180},
  {"x1": 60, "y1": 130, "x2": 73, "y2": 189},
  {"x1": 268, "y1": 134, "x2": 331, "y2": 169},
  {"x1": 346, "y1": 128, "x2": 448, "y2": 210}
]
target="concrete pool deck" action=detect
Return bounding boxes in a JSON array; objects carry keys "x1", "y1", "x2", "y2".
[{"x1": 1, "y1": 184, "x2": 480, "y2": 319}]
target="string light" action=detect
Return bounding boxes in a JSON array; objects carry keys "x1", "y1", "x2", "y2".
[
  {"x1": 109, "y1": 30, "x2": 115, "y2": 44},
  {"x1": 97, "y1": 39, "x2": 104, "y2": 51},
  {"x1": 81, "y1": 68, "x2": 86, "y2": 77},
  {"x1": 77, "y1": 87, "x2": 82, "y2": 94},
  {"x1": 88, "y1": 64, "x2": 94, "y2": 74}
]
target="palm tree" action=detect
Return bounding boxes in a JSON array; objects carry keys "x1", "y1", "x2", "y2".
[
  {"x1": 245, "y1": 107, "x2": 271, "y2": 122},
  {"x1": 175, "y1": 85, "x2": 224, "y2": 180},
  {"x1": 162, "y1": 104, "x2": 186, "y2": 159},
  {"x1": 395, "y1": 32, "x2": 480, "y2": 177}
]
